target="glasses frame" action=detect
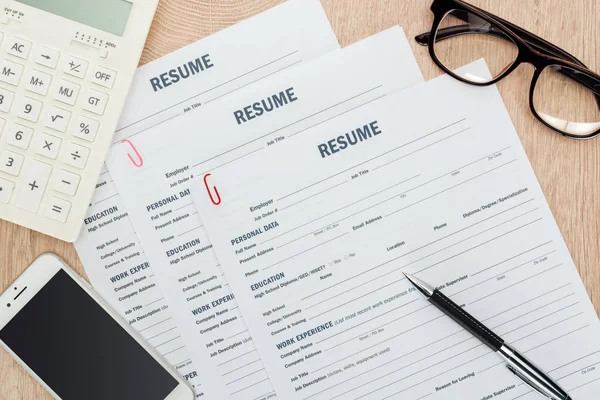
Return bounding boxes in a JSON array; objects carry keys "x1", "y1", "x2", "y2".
[{"x1": 416, "y1": 0, "x2": 600, "y2": 140}]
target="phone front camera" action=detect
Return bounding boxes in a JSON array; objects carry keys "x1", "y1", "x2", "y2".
[{"x1": 7, "y1": 303, "x2": 11, "y2": 307}]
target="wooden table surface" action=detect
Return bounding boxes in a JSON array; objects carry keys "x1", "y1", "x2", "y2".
[{"x1": 1, "y1": 0, "x2": 598, "y2": 398}]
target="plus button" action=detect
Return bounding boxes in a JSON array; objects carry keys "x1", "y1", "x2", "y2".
[{"x1": 28, "y1": 181, "x2": 39, "y2": 191}]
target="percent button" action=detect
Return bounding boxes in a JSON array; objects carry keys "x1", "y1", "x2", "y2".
[{"x1": 72, "y1": 116, "x2": 100, "y2": 142}]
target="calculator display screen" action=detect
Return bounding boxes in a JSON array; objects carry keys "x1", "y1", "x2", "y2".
[{"x1": 16, "y1": 0, "x2": 133, "y2": 36}]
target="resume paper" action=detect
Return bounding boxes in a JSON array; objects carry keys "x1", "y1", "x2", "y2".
[
  {"x1": 194, "y1": 61, "x2": 600, "y2": 400},
  {"x1": 74, "y1": 0, "x2": 339, "y2": 398},
  {"x1": 105, "y1": 27, "x2": 423, "y2": 400}
]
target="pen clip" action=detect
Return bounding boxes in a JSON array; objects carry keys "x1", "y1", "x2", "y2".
[{"x1": 506, "y1": 364, "x2": 553, "y2": 400}]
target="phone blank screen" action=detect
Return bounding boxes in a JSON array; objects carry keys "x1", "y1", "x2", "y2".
[{"x1": 0, "y1": 269, "x2": 179, "y2": 400}]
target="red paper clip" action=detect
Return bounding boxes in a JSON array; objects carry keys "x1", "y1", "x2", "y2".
[
  {"x1": 121, "y1": 139, "x2": 143, "y2": 167},
  {"x1": 204, "y1": 173, "x2": 221, "y2": 205}
]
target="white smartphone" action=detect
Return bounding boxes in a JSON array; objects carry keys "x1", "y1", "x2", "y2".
[{"x1": 0, "y1": 253, "x2": 194, "y2": 400}]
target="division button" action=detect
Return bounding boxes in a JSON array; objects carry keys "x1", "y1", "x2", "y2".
[{"x1": 63, "y1": 142, "x2": 90, "y2": 169}]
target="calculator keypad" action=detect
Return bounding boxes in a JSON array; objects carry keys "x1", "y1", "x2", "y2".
[{"x1": 0, "y1": 32, "x2": 114, "y2": 227}]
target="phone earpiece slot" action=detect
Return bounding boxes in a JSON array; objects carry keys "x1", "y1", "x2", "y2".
[{"x1": 14, "y1": 287, "x2": 27, "y2": 300}]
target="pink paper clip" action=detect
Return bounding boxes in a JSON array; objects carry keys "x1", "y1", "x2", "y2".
[
  {"x1": 121, "y1": 139, "x2": 143, "y2": 167},
  {"x1": 204, "y1": 173, "x2": 221, "y2": 205}
]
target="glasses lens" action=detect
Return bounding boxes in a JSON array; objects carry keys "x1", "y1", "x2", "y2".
[
  {"x1": 433, "y1": 10, "x2": 519, "y2": 83},
  {"x1": 533, "y1": 65, "x2": 600, "y2": 137}
]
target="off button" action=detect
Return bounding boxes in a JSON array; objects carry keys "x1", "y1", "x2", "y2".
[{"x1": 92, "y1": 66, "x2": 117, "y2": 89}]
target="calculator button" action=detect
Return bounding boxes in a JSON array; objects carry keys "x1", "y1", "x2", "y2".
[
  {"x1": 92, "y1": 66, "x2": 117, "y2": 88},
  {"x1": 0, "y1": 87, "x2": 15, "y2": 112},
  {"x1": 34, "y1": 133, "x2": 62, "y2": 160},
  {"x1": 0, "y1": 59, "x2": 24, "y2": 85},
  {"x1": 5, "y1": 123, "x2": 33, "y2": 149},
  {"x1": 0, "y1": 177, "x2": 15, "y2": 204},
  {"x1": 63, "y1": 55, "x2": 88, "y2": 79},
  {"x1": 44, "y1": 106, "x2": 71, "y2": 132},
  {"x1": 72, "y1": 115, "x2": 99, "y2": 142},
  {"x1": 0, "y1": 150, "x2": 24, "y2": 176},
  {"x1": 34, "y1": 46, "x2": 60, "y2": 69},
  {"x1": 52, "y1": 169, "x2": 80, "y2": 196},
  {"x1": 54, "y1": 79, "x2": 80, "y2": 106},
  {"x1": 81, "y1": 88, "x2": 108, "y2": 115},
  {"x1": 15, "y1": 96, "x2": 43, "y2": 122},
  {"x1": 14, "y1": 160, "x2": 52, "y2": 212},
  {"x1": 26, "y1": 70, "x2": 52, "y2": 96},
  {"x1": 6, "y1": 37, "x2": 32, "y2": 59},
  {"x1": 63, "y1": 142, "x2": 90, "y2": 169},
  {"x1": 44, "y1": 196, "x2": 71, "y2": 223}
]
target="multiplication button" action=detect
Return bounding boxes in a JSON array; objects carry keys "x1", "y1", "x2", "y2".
[
  {"x1": 34, "y1": 133, "x2": 62, "y2": 160},
  {"x1": 81, "y1": 88, "x2": 108, "y2": 115},
  {"x1": 54, "y1": 79, "x2": 80, "y2": 106},
  {"x1": 72, "y1": 115, "x2": 99, "y2": 142}
]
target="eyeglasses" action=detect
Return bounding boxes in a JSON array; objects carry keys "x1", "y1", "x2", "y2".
[{"x1": 416, "y1": 0, "x2": 600, "y2": 140}]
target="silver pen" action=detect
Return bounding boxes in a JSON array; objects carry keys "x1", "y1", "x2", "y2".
[{"x1": 404, "y1": 272, "x2": 571, "y2": 400}]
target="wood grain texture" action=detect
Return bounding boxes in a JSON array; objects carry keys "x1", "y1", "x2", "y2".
[{"x1": 1, "y1": 0, "x2": 598, "y2": 398}]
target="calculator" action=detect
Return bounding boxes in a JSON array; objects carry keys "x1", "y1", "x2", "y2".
[{"x1": 0, "y1": 0, "x2": 158, "y2": 241}]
